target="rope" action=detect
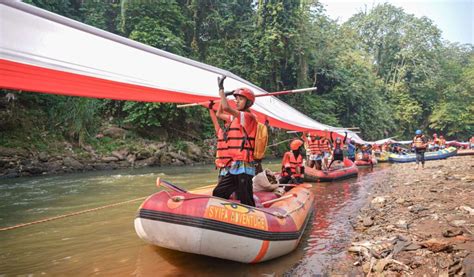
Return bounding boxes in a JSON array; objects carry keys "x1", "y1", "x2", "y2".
[{"x1": 0, "y1": 196, "x2": 147, "y2": 232}]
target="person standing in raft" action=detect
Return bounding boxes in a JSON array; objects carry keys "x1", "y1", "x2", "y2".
[
  {"x1": 432, "y1": 133, "x2": 440, "y2": 151},
  {"x1": 204, "y1": 100, "x2": 232, "y2": 176},
  {"x1": 302, "y1": 132, "x2": 331, "y2": 170},
  {"x1": 280, "y1": 139, "x2": 304, "y2": 185},
  {"x1": 346, "y1": 139, "x2": 356, "y2": 162},
  {"x1": 412, "y1": 129, "x2": 428, "y2": 170},
  {"x1": 211, "y1": 76, "x2": 258, "y2": 207},
  {"x1": 327, "y1": 131, "x2": 348, "y2": 170},
  {"x1": 438, "y1": 135, "x2": 446, "y2": 150}
]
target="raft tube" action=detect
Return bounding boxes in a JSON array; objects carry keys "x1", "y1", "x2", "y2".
[
  {"x1": 304, "y1": 158, "x2": 358, "y2": 182},
  {"x1": 375, "y1": 151, "x2": 390, "y2": 162},
  {"x1": 457, "y1": 149, "x2": 474, "y2": 156},
  {"x1": 135, "y1": 182, "x2": 314, "y2": 263},
  {"x1": 388, "y1": 147, "x2": 457, "y2": 163},
  {"x1": 355, "y1": 157, "x2": 378, "y2": 167}
]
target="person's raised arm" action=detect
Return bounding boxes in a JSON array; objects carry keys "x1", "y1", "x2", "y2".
[
  {"x1": 206, "y1": 101, "x2": 220, "y2": 133},
  {"x1": 330, "y1": 131, "x2": 334, "y2": 143},
  {"x1": 218, "y1": 76, "x2": 240, "y2": 118},
  {"x1": 343, "y1": 132, "x2": 348, "y2": 144}
]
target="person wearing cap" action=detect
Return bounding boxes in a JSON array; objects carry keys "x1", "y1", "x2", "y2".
[
  {"x1": 211, "y1": 76, "x2": 258, "y2": 206},
  {"x1": 279, "y1": 139, "x2": 305, "y2": 185},
  {"x1": 412, "y1": 129, "x2": 428, "y2": 169}
]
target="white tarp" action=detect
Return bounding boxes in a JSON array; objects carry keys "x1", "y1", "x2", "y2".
[{"x1": 0, "y1": 1, "x2": 376, "y2": 142}]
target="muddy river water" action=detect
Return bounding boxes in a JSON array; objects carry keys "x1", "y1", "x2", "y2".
[{"x1": 0, "y1": 161, "x2": 390, "y2": 276}]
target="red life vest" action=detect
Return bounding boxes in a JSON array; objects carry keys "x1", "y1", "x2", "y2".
[
  {"x1": 281, "y1": 151, "x2": 303, "y2": 178},
  {"x1": 222, "y1": 112, "x2": 257, "y2": 162},
  {"x1": 308, "y1": 139, "x2": 330, "y2": 154},
  {"x1": 215, "y1": 127, "x2": 234, "y2": 168},
  {"x1": 413, "y1": 136, "x2": 426, "y2": 149}
]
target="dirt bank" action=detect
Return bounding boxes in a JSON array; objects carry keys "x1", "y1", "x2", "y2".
[{"x1": 331, "y1": 155, "x2": 474, "y2": 276}]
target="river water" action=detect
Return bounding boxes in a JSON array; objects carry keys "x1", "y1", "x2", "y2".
[{"x1": 0, "y1": 161, "x2": 390, "y2": 276}]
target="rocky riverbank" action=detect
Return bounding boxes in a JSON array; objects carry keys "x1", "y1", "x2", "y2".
[
  {"x1": 0, "y1": 136, "x2": 215, "y2": 179},
  {"x1": 330, "y1": 155, "x2": 474, "y2": 276}
]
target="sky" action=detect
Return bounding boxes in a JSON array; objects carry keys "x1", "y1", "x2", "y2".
[{"x1": 318, "y1": 0, "x2": 473, "y2": 44}]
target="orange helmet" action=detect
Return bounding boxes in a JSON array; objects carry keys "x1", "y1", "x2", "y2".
[
  {"x1": 290, "y1": 139, "x2": 303, "y2": 150},
  {"x1": 233, "y1": 88, "x2": 255, "y2": 104}
]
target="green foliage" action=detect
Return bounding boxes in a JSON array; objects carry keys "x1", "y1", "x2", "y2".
[
  {"x1": 49, "y1": 97, "x2": 101, "y2": 146},
  {"x1": 4, "y1": 0, "x2": 473, "y2": 149}
]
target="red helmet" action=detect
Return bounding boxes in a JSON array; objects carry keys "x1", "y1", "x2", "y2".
[
  {"x1": 233, "y1": 88, "x2": 255, "y2": 104},
  {"x1": 290, "y1": 139, "x2": 303, "y2": 150}
]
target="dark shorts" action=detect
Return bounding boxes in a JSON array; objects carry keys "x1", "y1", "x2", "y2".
[{"x1": 213, "y1": 173, "x2": 255, "y2": 206}]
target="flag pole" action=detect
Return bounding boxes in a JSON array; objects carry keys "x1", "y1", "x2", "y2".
[{"x1": 176, "y1": 87, "x2": 316, "y2": 108}]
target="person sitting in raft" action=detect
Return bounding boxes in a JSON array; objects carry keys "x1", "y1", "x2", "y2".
[
  {"x1": 439, "y1": 135, "x2": 446, "y2": 150},
  {"x1": 359, "y1": 144, "x2": 374, "y2": 168},
  {"x1": 432, "y1": 133, "x2": 440, "y2": 151},
  {"x1": 327, "y1": 131, "x2": 348, "y2": 170},
  {"x1": 279, "y1": 139, "x2": 305, "y2": 185},
  {"x1": 211, "y1": 76, "x2": 258, "y2": 207},
  {"x1": 302, "y1": 132, "x2": 329, "y2": 170},
  {"x1": 412, "y1": 129, "x2": 428, "y2": 170},
  {"x1": 346, "y1": 139, "x2": 356, "y2": 162}
]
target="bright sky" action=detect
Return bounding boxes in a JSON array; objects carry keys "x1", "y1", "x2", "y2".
[{"x1": 319, "y1": 0, "x2": 473, "y2": 44}]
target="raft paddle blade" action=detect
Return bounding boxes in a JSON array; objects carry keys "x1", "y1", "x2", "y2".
[{"x1": 156, "y1": 177, "x2": 188, "y2": 193}]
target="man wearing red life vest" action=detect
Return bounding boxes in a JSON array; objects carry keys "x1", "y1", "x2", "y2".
[
  {"x1": 412, "y1": 129, "x2": 428, "y2": 169},
  {"x1": 211, "y1": 76, "x2": 258, "y2": 207},
  {"x1": 204, "y1": 100, "x2": 232, "y2": 171},
  {"x1": 280, "y1": 139, "x2": 305, "y2": 185}
]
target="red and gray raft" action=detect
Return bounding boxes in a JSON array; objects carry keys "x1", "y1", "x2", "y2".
[
  {"x1": 135, "y1": 179, "x2": 314, "y2": 263},
  {"x1": 304, "y1": 158, "x2": 359, "y2": 182}
]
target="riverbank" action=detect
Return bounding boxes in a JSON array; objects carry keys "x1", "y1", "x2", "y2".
[
  {"x1": 330, "y1": 155, "x2": 474, "y2": 276},
  {"x1": 0, "y1": 135, "x2": 215, "y2": 178}
]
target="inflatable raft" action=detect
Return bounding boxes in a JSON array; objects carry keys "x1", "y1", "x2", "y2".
[
  {"x1": 304, "y1": 158, "x2": 358, "y2": 182},
  {"x1": 135, "y1": 179, "x2": 315, "y2": 263},
  {"x1": 388, "y1": 147, "x2": 457, "y2": 163},
  {"x1": 374, "y1": 151, "x2": 390, "y2": 162},
  {"x1": 355, "y1": 154, "x2": 378, "y2": 167},
  {"x1": 457, "y1": 149, "x2": 474, "y2": 156}
]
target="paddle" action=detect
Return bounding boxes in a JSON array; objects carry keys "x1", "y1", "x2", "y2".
[
  {"x1": 156, "y1": 177, "x2": 188, "y2": 193},
  {"x1": 176, "y1": 87, "x2": 317, "y2": 108}
]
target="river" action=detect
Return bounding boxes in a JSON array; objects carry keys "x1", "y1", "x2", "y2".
[{"x1": 0, "y1": 161, "x2": 390, "y2": 276}]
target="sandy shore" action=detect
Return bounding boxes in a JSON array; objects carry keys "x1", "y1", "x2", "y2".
[{"x1": 330, "y1": 155, "x2": 474, "y2": 276}]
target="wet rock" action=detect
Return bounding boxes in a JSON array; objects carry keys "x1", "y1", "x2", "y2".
[
  {"x1": 450, "y1": 220, "x2": 467, "y2": 227},
  {"x1": 126, "y1": 154, "x2": 136, "y2": 165},
  {"x1": 183, "y1": 141, "x2": 202, "y2": 160},
  {"x1": 442, "y1": 229, "x2": 463, "y2": 238},
  {"x1": 135, "y1": 156, "x2": 159, "y2": 167},
  {"x1": 463, "y1": 254, "x2": 474, "y2": 276},
  {"x1": 111, "y1": 150, "x2": 127, "y2": 160},
  {"x1": 459, "y1": 206, "x2": 474, "y2": 215},
  {"x1": 421, "y1": 238, "x2": 451, "y2": 252},
  {"x1": 408, "y1": 204, "x2": 428, "y2": 213},
  {"x1": 63, "y1": 157, "x2": 83, "y2": 169},
  {"x1": 136, "y1": 149, "x2": 153, "y2": 160},
  {"x1": 363, "y1": 217, "x2": 374, "y2": 227},
  {"x1": 0, "y1": 146, "x2": 29, "y2": 158},
  {"x1": 102, "y1": 126, "x2": 127, "y2": 139},
  {"x1": 102, "y1": 156, "x2": 119, "y2": 163},
  {"x1": 38, "y1": 152, "x2": 49, "y2": 162}
]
